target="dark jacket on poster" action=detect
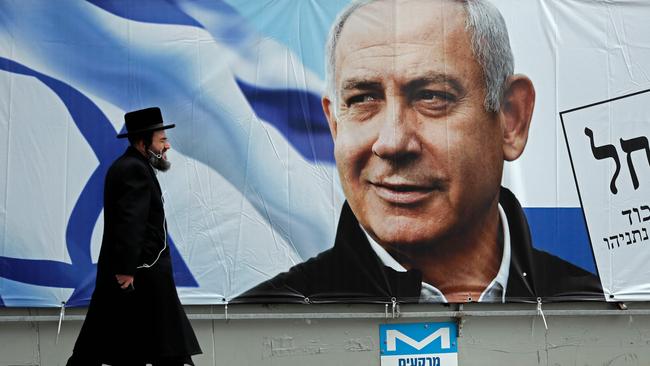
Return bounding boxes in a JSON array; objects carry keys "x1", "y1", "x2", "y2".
[
  {"x1": 69, "y1": 146, "x2": 200, "y2": 364},
  {"x1": 237, "y1": 187, "x2": 604, "y2": 303}
]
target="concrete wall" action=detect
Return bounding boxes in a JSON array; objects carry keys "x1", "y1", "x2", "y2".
[{"x1": 2, "y1": 302, "x2": 650, "y2": 366}]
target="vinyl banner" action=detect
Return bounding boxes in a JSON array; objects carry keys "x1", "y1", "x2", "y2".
[{"x1": 1, "y1": 0, "x2": 649, "y2": 307}]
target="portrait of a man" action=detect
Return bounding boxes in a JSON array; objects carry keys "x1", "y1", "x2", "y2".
[{"x1": 239, "y1": 0, "x2": 603, "y2": 303}]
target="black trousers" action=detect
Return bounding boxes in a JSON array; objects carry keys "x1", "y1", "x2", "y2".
[{"x1": 66, "y1": 353, "x2": 194, "y2": 366}]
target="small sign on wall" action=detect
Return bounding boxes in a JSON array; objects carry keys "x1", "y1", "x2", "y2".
[
  {"x1": 379, "y1": 322, "x2": 458, "y2": 366},
  {"x1": 561, "y1": 88, "x2": 650, "y2": 300}
]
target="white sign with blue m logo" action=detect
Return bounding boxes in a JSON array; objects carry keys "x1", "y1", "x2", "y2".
[{"x1": 380, "y1": 322, "x2": 458, "y2": 366}]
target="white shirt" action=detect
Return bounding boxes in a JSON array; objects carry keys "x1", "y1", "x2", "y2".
[{"x1": 363, "y1": 204, "x2": 511, "y2": 303}]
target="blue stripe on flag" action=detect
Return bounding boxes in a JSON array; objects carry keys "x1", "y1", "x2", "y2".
[
  {"x1": 237, "y1": 79, "x2": 334, "y2": 162},
  {"x1": 86, "y1": 0, "x2": 201, "y2": 27},
  {"x1": 524, "y1": 207, "x2": 596, "y2": 274}
]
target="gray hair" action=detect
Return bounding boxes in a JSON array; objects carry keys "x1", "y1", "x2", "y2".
[{"x1": 325, "y1": 0, "x2": 514, "y2": 113}]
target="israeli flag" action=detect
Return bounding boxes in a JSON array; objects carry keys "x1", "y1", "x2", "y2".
[{"x1": 0, "y1": 0, "x2": 349, "y2": 306}]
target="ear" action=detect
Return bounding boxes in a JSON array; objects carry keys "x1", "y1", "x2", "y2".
[
  {"x1": 322, "y1": 96, "x2": 338, "y2": 140},
  {"x1": 135, "y1": 139, "x2": 145, "y2": 151},
  {"x1": 500, "y1": 75, "x2": 535, "y2": 161}
]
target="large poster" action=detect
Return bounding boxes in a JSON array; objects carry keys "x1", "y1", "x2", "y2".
[{"x1": 0, "y1": 0, "x2": 648, "y2": 307}]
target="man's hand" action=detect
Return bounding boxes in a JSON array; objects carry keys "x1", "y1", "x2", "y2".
[{"x1": 115, "y1": 274, "x2": 134, "y2": 290}]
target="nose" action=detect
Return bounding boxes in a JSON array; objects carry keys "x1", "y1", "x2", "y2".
[{"x1": 371, "y1": 100, "x2": 421, "y2": 160}]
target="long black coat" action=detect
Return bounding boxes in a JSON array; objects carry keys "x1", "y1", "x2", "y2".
[
  {"x1": 237, "y1": 187, "x2": 604, "y2": 303},
  {"x1": 71, "y1": 146, "x2": 200, "y2": 364}
]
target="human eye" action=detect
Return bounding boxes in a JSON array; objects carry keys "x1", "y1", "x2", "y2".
[
  {"x1": 339, "y1": 92, "x2": 383, "y2": 121},
  {"x1": 346, "y1": 93, "x2": 380, "y2": 107},
  {"x1": 414, "y1": 89, "x2": 456, "y2": 108},
  {"x1": 411, "y1": 89, "x2": 458, "y2": 114}
]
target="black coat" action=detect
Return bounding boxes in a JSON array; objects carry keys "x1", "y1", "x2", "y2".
[
  {"x1": 237, "y1": 188, "x2": 604, "y2": 303},
  {"x1": 70, "y1": 146, "x2": 200, "y2": 364}
]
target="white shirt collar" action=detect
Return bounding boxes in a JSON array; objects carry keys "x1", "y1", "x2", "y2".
[{"x1": 363, "y1": 203, "x2": 511, "y2": 303}]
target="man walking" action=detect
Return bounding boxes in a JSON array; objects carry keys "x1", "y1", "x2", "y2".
[{"x1": 67, "y1": 107, "x2": 201, "y2": 365}]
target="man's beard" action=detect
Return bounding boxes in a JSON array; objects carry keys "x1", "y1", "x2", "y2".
[{"x1": 148, "y1": 149, "x2": 171, "y2": 172}]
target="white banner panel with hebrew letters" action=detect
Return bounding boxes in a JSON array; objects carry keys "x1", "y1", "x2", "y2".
[{"x1": 561, "y1": 89, "x2": 650, "y2": 301}]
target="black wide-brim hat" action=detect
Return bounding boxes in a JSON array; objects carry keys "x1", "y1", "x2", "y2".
[{"x1": 117, "y1": 107, "x2": 175, "y2": 138}]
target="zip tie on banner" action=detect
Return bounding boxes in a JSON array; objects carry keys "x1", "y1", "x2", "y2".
[
  {"x1": 385, "y1": 303, "x2": 389, "y2": 318},
  {"x1": 396, "y1": 299, "x2": 401, "y2": 318},
  {"x1": 224, "y1": 302, "x2": 228, "y2": 321},
  {"x1": 56, "y1": 301, "x2": 66, "y2": 344},
  {"x1": 391, "y1": 297, "x2": 400, "y2": 318},
  {"x1": 455, "y1": 304, "x2": 465, "y2": 338},
  {"x1": 536, "y1": 297, "x2": 548, "y2": 331}
]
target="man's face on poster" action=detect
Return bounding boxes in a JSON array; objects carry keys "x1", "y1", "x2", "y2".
[{"x1": 323, "y1": 0, "x2": 513, "y2": 250}]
